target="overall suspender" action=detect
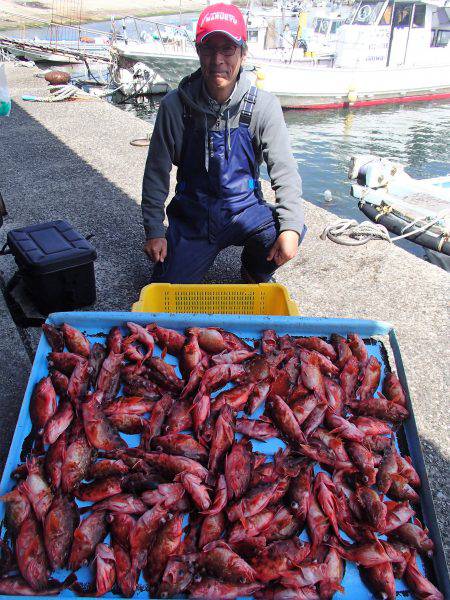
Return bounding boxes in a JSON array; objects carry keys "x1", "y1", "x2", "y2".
[
  {"x1": 239, "y1": 85, "x2": 258, "y2": 127},
  {"x1": 177, "y1": 84, "x2": 258, "y2": 190},
  {"x1": 239, "y1": 85, "x2": 260, "y2": 188}
]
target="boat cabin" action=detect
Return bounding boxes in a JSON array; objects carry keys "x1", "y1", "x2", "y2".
[
  {"x1": 431, "y1": 5, "x2": 450, "y2": 46},
  {"x1": 313, "y1": 16, "x2": 346, "y2": 36},
  {"x1": 334, "y1": 0, "x2": 450, "y2": 67},
  {"x1": 306, "y1": 13, "x2": 347, "y2": 53}
]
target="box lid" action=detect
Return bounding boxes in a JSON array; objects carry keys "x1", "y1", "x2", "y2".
[{"x1": 7, "y1": 220, "x2": 97, "y2": 275}]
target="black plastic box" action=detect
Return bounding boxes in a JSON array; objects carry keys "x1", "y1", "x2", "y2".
[{"x1": 6, "y1": 220, "x2": 97, "y2": 314}]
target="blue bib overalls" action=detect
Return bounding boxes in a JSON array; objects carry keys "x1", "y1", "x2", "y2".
[{"x1": 151, "y1": 86, "x2": 279, "y2": 284}]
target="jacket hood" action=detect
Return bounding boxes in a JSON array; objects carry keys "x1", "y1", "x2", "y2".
[{"x1": 177, "y1": 68, "x2": 252, "y2": 117}]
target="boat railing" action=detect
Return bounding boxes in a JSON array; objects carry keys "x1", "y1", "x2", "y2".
[
  {"x1": 1, "y1": 9, "x2": 112, "y2": 47},
  {"x1": 110, "y1": 16, "x2": 196, "y2": 55}
]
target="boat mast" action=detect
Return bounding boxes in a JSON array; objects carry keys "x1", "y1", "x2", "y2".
[
  {"x1": 386, "y1": 0, "x2": 396, "y2": 66},
  {"x1": 244, "y1": 0, "x2": 252, "y2": 27},
  {"x1": 403, "y1": 2, "x2": 415, "y2": 64},
  {"x1": 289, "y1": 12, "x2": 300, "y2": 63},
  {"x1": 289, "y1": 9, "x2": 307, "y2": 63}
]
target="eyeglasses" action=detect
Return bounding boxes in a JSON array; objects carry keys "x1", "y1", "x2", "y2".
[{"x1": 197, "y1": 43, "x2": 239, "y2": 57}]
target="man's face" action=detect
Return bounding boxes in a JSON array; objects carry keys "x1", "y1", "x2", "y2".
[{"x1": 197, "y1": 33, "x2": 246, "y2": 94}]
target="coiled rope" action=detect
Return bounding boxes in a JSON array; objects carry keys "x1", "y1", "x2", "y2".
[
  {"x1": 22, "y1": 84, "x2": 96, "y2": 103},
  {"x1": 320, "y1": 219, "x2": 391, "y2": 246},
  {"x1": 321, "y1": 209, "x2": 450, "y2": 246}
]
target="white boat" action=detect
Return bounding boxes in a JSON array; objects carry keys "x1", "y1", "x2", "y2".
[
  {"x1": 109, "y1": 17, "x2": 198, "y2": 89},
  {"x1": 253, "y1": 0, "x2": 450, "y2": 107},
  {"x1": 113, "y1": 0, "x2": 450, "y2": 109},
  {"x1": 109, "y1": 11, "x2": 338, "y2": 90},
  {"x1": 349, "y1": 154, "x2": 450, "y2": 255},
  {"x1": 0, "y1": 37, "x2": 110, "y2": 64},
  {"x1": 238, "y1": 3, "x2": 353, "y2": 59}
]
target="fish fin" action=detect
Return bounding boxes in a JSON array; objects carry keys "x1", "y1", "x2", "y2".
[
  {"x1": 142, "y1": 351, "x2": 153, "y2": 364},
  {"x1": 61, "y1": 572, "x2": 78, "y2": 590},
  {"x1": 239, "y1": 515, "x2": 248, "y2": 530},
  {"x1": 122, "y1": 334, "x2": 138, "y2": 349},
  {"x1": 259, "y1": 415, "x2": 273, "y2": 423},
  {"x1": 328, "y1": 583, "x2": 345, "y2": 594}
]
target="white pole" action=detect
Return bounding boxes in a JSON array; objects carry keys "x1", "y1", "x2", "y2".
[{"x1": 403, "y1": 3, "x2": 415, "y2": 65}]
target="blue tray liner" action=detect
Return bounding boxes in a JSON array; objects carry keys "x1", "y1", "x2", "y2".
[{"x1": 0, "y1": 312, "x2": 447, "y2": 600}]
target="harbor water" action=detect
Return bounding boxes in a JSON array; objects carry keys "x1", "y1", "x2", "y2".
[{"x1": 118, "y1": 96, "x2": 450, "y2": 223}]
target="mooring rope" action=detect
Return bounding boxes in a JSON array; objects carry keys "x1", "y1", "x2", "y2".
[
  {"x1": 320, "y1": 219, "x2": 392, "y2": 246},
  {"x1": 22, "y1": 84, "x2": 97, "y2": 103},
  {"x1": 321, "y1": 209, "x2": 450, "y2": 246}
]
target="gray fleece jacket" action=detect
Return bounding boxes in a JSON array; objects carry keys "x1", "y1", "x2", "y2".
[{"x1": 142, "y1": 68, "x2": 304, "y2": 240}]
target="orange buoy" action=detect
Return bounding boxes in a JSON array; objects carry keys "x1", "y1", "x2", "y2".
[{"x1": 44, "y1": 71, "x2": 71, "y2": 85}]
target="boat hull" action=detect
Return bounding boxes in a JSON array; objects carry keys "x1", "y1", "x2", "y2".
[
  {"x1": 256, "y1": 62, "x2": 450, "y2": 109},
  {"x1": 359, "y1": 201, "x2": 450, "y2": 255},
  {"x1": 1, "y1": 45, "x2": 81, "y2": 63},
  {"x1": 112, "y1": 43, "x2": 199, "y2": 89},
  {"x1": 0, "y1": 39, "x2": 109, "y2": 64},
  {"x1": 350, "y1": 155, "x2": 450, "y2": 256},
  {"x1": 281, "y1": 91, "x2": 450, "y2": 109}
]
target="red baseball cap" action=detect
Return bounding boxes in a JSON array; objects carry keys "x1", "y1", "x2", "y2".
[{"x1": 196, "y1": 3, "x2": 247, "y2": 46}]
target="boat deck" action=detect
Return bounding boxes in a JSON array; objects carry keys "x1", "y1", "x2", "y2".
[{"x1": 402, "y1": 192, "x2": 450, "y2": 214}]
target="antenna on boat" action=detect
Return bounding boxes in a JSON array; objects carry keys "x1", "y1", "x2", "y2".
[
  {"x1": 289, "y1": 10, "x2": 306, "y2": 63},
  {"x1": 122, "y1": 18, "x2": 128, "y2": 45}
]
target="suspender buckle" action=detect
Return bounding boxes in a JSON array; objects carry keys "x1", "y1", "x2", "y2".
[{"x1": 239, "y1": 85, "x2": 258, "y2": 128}]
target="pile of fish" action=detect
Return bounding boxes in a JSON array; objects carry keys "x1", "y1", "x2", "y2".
[{"x1": 0, "y1": 321, "x2": 443, "y2": 599}]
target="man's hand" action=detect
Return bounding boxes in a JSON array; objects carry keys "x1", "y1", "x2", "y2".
[
  {"x1": 144, "y1": 237, "x2": 167, "y2": 263},
  {"x1": 267, "y1": 230, "x2": 299, "y2": 266}
]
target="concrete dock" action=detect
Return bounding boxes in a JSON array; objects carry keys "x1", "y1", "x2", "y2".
[{"x1": 0, "y1": 63, "x2": 448, "y2": 563}]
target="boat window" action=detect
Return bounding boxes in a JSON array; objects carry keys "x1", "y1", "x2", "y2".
[
  {"x1": 314, "y1": 19, "x2": 329, "y2": 34},
  {"x1": 353, "y1": 1, "x2": 386, "y2": 25},
  {"x1": 393, "y1": 3, "x2": 413, "y2": 28},
  {"x1": 330, "y1": 20, "x2": 343, "y2": 34},
  {"x1": 412, "y1": 4, "x2": 425, "y2": 28},
  {"x1": 345, "y1": 4, "x2": 359, "y2": 24},
  {"x1": 433, "y1": 29, "x2": 450, "y2": 47},
  {"x1": 379, "y1": 4, "x2": 393, "y2": 26}
]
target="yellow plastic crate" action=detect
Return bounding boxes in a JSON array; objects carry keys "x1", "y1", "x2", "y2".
[{"x1": 131, "y1": 283, "x2": 299, "y2": 316}]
